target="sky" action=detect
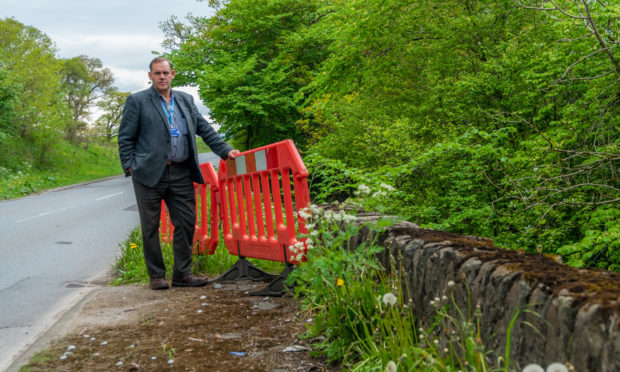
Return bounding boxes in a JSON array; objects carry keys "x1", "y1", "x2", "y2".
[{"x1": 4, "y1": 0, "x2": 216, "y2": 112}]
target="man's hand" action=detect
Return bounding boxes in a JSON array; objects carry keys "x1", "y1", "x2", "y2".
[{"x1": 227, "y1": 149, "x2": 241, "y2": 159}]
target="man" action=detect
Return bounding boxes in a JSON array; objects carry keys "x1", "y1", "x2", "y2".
[{"x1": 118, "y1": 57, "x2": 240, "y2": 290}]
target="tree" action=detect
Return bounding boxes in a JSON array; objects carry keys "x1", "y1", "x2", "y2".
[
  {"x1": 164, "y1": 0, "x2": 330, "y2": 150},
  {"x1": 0, "y1": 68, "x2": 20, "y2": 136},
  {"x1": 0, "y1": 18, "x2": 68, "y2": 137},
  {"x1": 95, "y1": 90, "x2": 129, "y2": 142},
  {"x1": 60, "y1": 55, "x2": 114, "y2": 141}
]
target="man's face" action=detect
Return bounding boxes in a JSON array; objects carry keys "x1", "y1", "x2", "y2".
[{"x1": 148, "y1": 61, "x2": 175, "y2": 93}]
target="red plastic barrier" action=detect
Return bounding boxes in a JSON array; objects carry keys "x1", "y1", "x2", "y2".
[
  {"x1": 160, "y1": 162, "x2": 220, "y2": 254},
  {"x1": 217, "y1": 139, "x2": 310, "y2": 264}
]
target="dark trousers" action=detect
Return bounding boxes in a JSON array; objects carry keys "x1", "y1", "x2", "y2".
[{"x1": 132, "y1": 162, "x2": 196, "y2": 278}]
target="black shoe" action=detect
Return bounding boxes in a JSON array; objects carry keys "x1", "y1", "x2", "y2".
[
  {"x1": 172, "y1": 274, "x2": 208, "y2": 287},
  {"x1": 149, "y1": 277, "x2": 169, "y2": 290}
]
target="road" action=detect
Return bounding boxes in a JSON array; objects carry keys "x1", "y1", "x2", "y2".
[{"x1": 0, "y1": 153, "x2": 220, "y2": 371}]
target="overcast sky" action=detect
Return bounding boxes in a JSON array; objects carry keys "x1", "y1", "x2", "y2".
[{"x1": 4, "y1": 0, "x2": 215, "y2": 111}]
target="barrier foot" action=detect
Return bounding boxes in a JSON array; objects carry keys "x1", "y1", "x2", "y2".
[
  {"x1": 211, "y1": 257, "x2": 279, "y2": 284},
  {"x1": 249, "y1": 263, "x2": 295, "y2": 297}
]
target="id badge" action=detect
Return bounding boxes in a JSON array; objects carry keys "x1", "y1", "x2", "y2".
[{"x1": 169, "y1": 127, "x2": 180, "y2": 137}]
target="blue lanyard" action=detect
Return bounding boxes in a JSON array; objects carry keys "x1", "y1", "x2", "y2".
[{"x1": 160, "y1": 95, "x2": 175, "y2": 127}]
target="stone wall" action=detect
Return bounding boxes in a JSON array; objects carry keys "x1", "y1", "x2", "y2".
[{"x1": 349, "y1": 214, "x2": 620, "y2": 371}]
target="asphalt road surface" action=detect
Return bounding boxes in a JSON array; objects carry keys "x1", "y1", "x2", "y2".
[{"x1": 0, "y1": 153, "x2": 221, "y2": 371}]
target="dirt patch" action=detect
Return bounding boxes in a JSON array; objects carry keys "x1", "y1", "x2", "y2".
[{"x1": 22, "y1": 281, "x2": 334, "y2": 372}]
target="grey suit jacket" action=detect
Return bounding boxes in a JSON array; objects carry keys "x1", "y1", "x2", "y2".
[{"x1": 118, "y1": 86, "x2": 232, "y2": 187}]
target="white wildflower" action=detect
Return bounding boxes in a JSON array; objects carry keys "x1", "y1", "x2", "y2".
[
  {"x1": 343, "y1": 213, "x2": 357, "y2": 223},
  {"x1": 442, "y1": 295, "x2": 448, "y2": 302},
  {"x1": 447, "y1": 280, "x2": 455, "y2": 288},
  {"x1": 372, "y1": 191, "x2": 387, "y2": 198},
  {"x1": 380, "y1": 183, "x2": 395, "y2": 191},
  {"x1": 310, "y1": 204, "x2": 321, "y2": 214},
  {"x1": 305, "y1": 223, "x2": 315, "y2": 230},
  {"x1": 382, "y1": 293, "x2": 398, "y2": 306},
  {"x1": 385, "y1": 360, "x2": 397, "y2": 372},
  {"x1": 546, "y1": 363, "x2": 569, "y2": 372},
  {"x1": 295, "y1": 241, "x2": 304, "y2": 249},
  {"x1": 309, "y1": 229, "x2": 319, "y2": 237},
  {"x1": 298, "y1": 208, "x2": 312, "y2": 219},
  {"x1": 522, "y1": 364, "x2": 544, "y2": 372},
  {"x1": 324, "y1": 210, "x2": 334, "y2": 221},
  {"x1": 305, "y1": 238, "x2": 314, "y2": 247},
  {"x1": 168, "y1": 359, "x2": 175, "y2": 365},
  {"x1": 356, "y1": 184, "x2": 371, "y2": 195}
]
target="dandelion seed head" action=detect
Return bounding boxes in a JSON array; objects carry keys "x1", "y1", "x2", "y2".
[
  {"x1": 546, "y1": 363, "x2": 569, "y2": 372},
  {"x1": 522, "y1": 364, "x2": 544, "y2": 372},
  {"x1": 382, "y1": 293, "x2": 398, "y2": 306},
  {"x1": 385, "y1": 360, "x2": 397, "y2": 372},
  {"x1": 447, "y1": 280, "x2": 455, "y2": 288}
]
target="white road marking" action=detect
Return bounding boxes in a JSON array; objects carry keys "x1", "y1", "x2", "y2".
[
  {"x1": 96, "y1": 192, "x2": 123, "y2": 201},
  {"x1": 15, "y1": 205, "x2": 76, "y2": 223}
]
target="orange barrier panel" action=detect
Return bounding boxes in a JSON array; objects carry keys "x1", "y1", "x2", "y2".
[
  {"x1": 159, "y1": 162, "x2": 220, "y2": 254},
  {"x1": 217, "y1": 139, "x2": 310, "y2": 264}
]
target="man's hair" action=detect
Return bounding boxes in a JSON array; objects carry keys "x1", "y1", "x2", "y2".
[{"x1": 149, "y1": 57, "x2": 173, "y2": 71}]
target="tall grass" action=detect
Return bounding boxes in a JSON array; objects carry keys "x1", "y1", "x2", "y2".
[
  {"x1": 112, "y1": 228, "x2": 284, "y2": 284},
  {"x1": 0, "y1": 139, "x2": 121, "y2": 200},
  {"x1": 289, "y1": 203, "x2": 541, "y2": 372}
]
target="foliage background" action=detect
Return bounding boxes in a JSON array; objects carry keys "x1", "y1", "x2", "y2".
[
  {"x1": 165, "y1": 0, "x2": 619, "y2": 271},
  {"x1": 0, "y1": 18, "x2": 127, "y2": 198}
]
